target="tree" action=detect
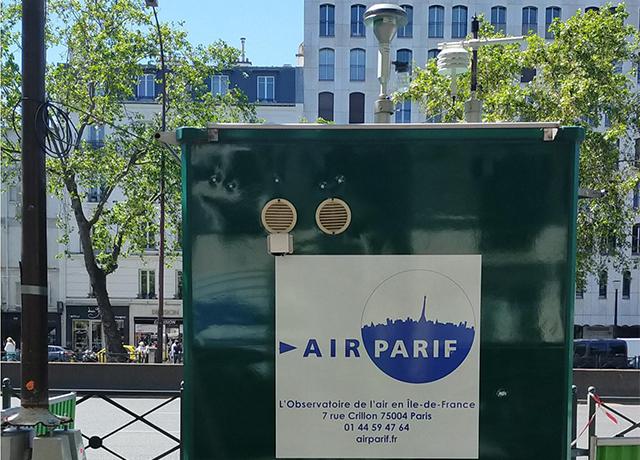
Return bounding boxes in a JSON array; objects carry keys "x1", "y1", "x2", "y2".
[
  {"x1": 398, "y1": 6, "x2": 640, "y2": 285},
  {"x1": 1, "y1": 0, "x2": 257, "y2": 359}
]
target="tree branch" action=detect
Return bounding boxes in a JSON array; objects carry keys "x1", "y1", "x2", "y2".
[{"x1": 87, "y1": 145, "x2": 150, "y2": 227}]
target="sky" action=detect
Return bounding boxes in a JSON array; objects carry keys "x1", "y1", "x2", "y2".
[{"x1": 157, "y1": 0, "x2": 303, "y2": 66}]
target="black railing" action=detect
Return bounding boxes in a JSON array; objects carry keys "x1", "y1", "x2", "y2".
[
  {"x1": 571, "y1": 385, "x2": 640, "y2": 457},
  {"x1": 1, "y1": 378, "x2": 183, "y2": 460},
  {"x1": 78, "y1": 388, "x2": 181, "y2": 460}
]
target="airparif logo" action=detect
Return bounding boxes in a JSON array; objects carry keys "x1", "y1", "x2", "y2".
[{"x1": 278, "y1": 270, "x2": 477, "y2": 384}]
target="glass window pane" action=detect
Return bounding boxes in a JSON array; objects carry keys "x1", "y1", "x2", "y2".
[
  {"x1": 320, "y1": 4, "x2": 335, "y2": 36},
  {"x1": 351, "y1": 5, "x2": 366, "y2": 37},
  {"x1": 398, "y1": 5, "x2": 413, "y2": 37},
  {"x1": 319, "y1": 48, "x2": 335, "y2": 81},
  {"x1": 452, "y1": 6, "x2": 468, "y2": 38},
  {"x1": 318, "y1": 92, "x2": 334, "y2": 121},
  {"x1": 429, "y1": 6, "x2": 444, "y2": 38},
  {"x1": 522, "y1": 7, "x2": 538, "y2": 35},
  {"x1": 491, "y1": 6, "x2": 507, "y2": 33},
  {"x1": 623, "y1": 271, "x2": 631, "y2": 299}
]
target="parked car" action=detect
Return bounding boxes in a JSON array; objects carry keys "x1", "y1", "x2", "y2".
[
  {"x1": 573, "y1": 339, "x2": 628, "y2": 369},
  {"x1": 48, "y1": 345, "x2": 76, "y2": 362}
]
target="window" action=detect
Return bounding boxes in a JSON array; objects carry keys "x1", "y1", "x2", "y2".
[
  {"x1": 575, "y1": 287, "x2": 584, "y2": 299},
  {"x1": 585, "y1": 7, "x2": 599, "y2": 13},
  {"x1": 144, "y1": 226, "x2": 156, "y2": 250},
  {"x1": 396, "y1": 49, "x2": 413, "y2": 73},
  {"x1": 634, "y1": 183, "x2": 640, "y2": 210},
  {"x1": 257, "y1": 76, "x2": 275, "y2": 102},
  {"x1": 395, "y1": 100, "x2": 411, "y2": 123},
  {"x1": 623, "y1": 271, "x2": 631, "y2": 299},
  {"x1": 609, "y1": 342, "x2": 626, "y2": 356},
  {"x1": 451, "y1": 6, "x2": 468, "y2": 38},
  {"x1": 87, "y1": 186, "x2": 103, "y2": 203},
  {"x1": 600, "y1": 235, "x2": 616, "y2": 255},
  {"x1": 139, "y1": 269, "x2": 156, "y2": 299},
  {"x1": 545, "y1": 7, "x2": 561, "y2": 39},
  {"x1": 635, "y1": 138, "x2": 640, "y2": 166},
  {"x1": 176, "y1": 270, "x2": 183, "y2": 300},
  {"x1": 491, "y1": 6, "x2": 507, "y2": 34},
  {"x1": 522, "y1": 7, "x2": 538, "y2": 35},
  {"x1": 137, "y1": 73, "x2": 155, "y2": 99},
  {"x1": 521, "y1": 67, "x2": 536, "y2": 83},
  {"x1": 319, "y1": 48, "x2": 335, "y2": 81},
  {"x1": 87, "y1": 124, "x2": 104, "y2": 148},
  {"x1": 398, "y1": 5, "x2": 413, "y2": 38},
  {"x1": 210, "y1": 75, "x2": 229, "y2": 96},
  {"x1": 598, "y1": 270, "x2": 607, "y2": 299},
  {"x1": 428, "y1": 49, "x2": 440, "y2": 60},
  {"x1": 632, "y1": 224, "x2": 640, "y2": 255},
  {"x1": 318, "y1": 92, "x2": 334, "y2": 121},
  {"x1": 613, "y1": 61, "x2": 622, "y2": 74},
  {"x1": 350, "y1": 49, "x2": 366, "y2": 81},
  {"x1": 349, "y1": 92, "x2": 365, "y2": 124},
  {"x1": 319, "y1": 4, "x2": 335, "y2": 37},
  {"x1": 428, "y1": 6, "x2": 445, "y2": 38},
  {"x1": 8, "y1": 183, "x2": 20, "y2": 202},
  {"x1": 351, "y1": 4, "x2": 366, "y2": 37}
]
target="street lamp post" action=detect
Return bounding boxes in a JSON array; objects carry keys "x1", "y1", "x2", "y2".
[
  {"x1": 146, "y1": 0, "x2": 167, "y2": 363},
  {"x1": 364, "y1": 4, "x2": 407, "y2": 123},
  {"x1": 8, "y1": 0, "x2": 59, "y2": 428},
  {"x1": 613, "y1": 279, "x2": 621, "y2": 338}
]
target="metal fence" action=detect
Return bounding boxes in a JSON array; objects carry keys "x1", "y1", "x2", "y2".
[
  {"x1": 1, "y1": 378, "x2": 183, "y2": 459},
  {"x1": 571, "y1": 385, "x2": 640, "y2": 458}
]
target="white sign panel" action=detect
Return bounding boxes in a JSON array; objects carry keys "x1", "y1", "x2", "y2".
[{"x1": 276, "y1": 255, "x2": 481, "y2": 459}]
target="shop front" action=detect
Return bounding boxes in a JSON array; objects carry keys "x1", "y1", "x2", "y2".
[
  {"x1": 133, "y1": 317, "x2": 183, "y2": 346},
  {"x1": 1, "y1": 311, "x2": 62, "y2": 346},
  {"x1": 66, "y1": 305, "x2": 130, "y2": 352}
]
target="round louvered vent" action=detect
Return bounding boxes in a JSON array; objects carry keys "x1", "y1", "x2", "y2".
[
  {"x1": 261, "y1": 198, "x2": 297, "y2": 233},
  {"x1": 316, "y1": 198, "x2": 351, "y2": 235}
]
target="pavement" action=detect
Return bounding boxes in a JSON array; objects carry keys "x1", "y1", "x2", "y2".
[{"x1": 7, "y1": 398, "x2": 640, "y2": 459}]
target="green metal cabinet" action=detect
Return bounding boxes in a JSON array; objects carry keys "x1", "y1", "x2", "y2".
[{"x1": 179, "y1": 123, "x2": 583, "y2": 460}]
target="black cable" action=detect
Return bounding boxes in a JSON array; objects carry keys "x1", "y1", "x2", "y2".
[{"x1": 35, "y1": 100, "x2": 77, "y2": 159}]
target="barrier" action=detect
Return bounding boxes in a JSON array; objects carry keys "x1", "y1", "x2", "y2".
[
  {"x1": 1, "y1": 381, "x2": 76, "y2": 435},
  {"x1": 589, "y1": 437, "x2": 640, "y2": 460}
]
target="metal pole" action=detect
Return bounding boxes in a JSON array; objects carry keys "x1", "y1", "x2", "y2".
[
  {"x1": 8, "y1": 0, "x2": 60, "y2": 427},
  {"x1": 571, "y1": 385, "x2": 577, "y2": 446},
  {"x1": 2, "y1": 378, "x2": 12, "y2": 410},
  {"x1": 180, "y1": 380, "x2": 184, "y2": 460},
  {"x1": 152, "y1": 6, "x2": 167, "y2": 364},
  {"x1": 374, "y1": 42, "x2": 393, "y2": 123},
  {"x1": 470, "y1": 17, "x2": 479, "y2": 93},
  {"x1": 465, "y1": 16, "x2": 482, "y2": 123},
  {"x1": 613, "y1": 288, "x2": 618, "y2": 338},
  {"x1": 587, "y1": 386, "x2": 596, "y2": 454}
]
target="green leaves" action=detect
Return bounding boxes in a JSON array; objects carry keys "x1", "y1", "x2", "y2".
[
  {"x1": 1, "y1": 0, "x2": 257, "y2": 275},
  {"x1": 399, "y1": 6, "x2": 640, "y2": 283}
]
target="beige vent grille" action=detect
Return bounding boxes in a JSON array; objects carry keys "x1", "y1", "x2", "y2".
[
  {"x1": 261, "y1": 198, "x2": 297, "y2": 233},
  {"x1": 316, "y1": 198, "x2": 351, "y2": 235}
]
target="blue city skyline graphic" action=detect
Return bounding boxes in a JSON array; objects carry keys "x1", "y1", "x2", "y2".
[{"x1": 361, "y1": 296, "x2": 475, "y2": 384}]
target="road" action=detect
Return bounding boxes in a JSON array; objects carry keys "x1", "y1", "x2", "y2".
[{"x1": 9, "y1": 398, "x2": 640, "y2": 459}]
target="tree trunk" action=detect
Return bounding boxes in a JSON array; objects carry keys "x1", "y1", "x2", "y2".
[
  {"x1": 65, "y1": 175, "x2": 125, "y2": 361},
  {"x1": 91, "y1": 270, "x2": 126, "y2": 361}
]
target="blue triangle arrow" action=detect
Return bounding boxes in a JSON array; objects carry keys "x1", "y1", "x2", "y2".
[{"x1": 279, "y1": 341, "x2": 297, "y2": 354}]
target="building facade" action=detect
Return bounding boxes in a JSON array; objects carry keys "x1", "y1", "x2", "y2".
[
  {"x1": 302, "y1": 0, "x2": 640, "y2": 336},
  {"x1": 1, "y1": 58, "x2": 304, "y2": 352}
]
